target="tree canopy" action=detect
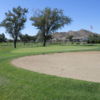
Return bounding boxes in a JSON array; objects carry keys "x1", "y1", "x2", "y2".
[
  {"x1": 0, "y1": 33, "x2": 7, "y2": 42},
  {"x1": 0, "y1": 6, "x2": 28, "y2": 48},
  {"x1": 30, "y1": 8, "x2": 72, "y2": 46}
]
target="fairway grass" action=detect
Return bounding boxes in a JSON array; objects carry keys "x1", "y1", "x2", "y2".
[
  {"x1": 12, "y1": 45, "x2": 100, "y2": 54},
  {"x1": 0, "y1": 45, "x2": 100, "y2": 100}
]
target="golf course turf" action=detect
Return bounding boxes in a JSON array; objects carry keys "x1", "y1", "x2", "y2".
[{"x1": 0, "y1": 44, "x2": 100, "y2": 100}]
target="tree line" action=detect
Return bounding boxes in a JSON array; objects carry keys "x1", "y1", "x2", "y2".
[{"x1": 0, "y1": 6, "x2": 72, "y2": 48}]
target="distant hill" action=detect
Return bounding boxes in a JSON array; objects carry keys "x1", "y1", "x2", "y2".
[{"x1": 51, "y1": 29, "x2": 98, "y2": 42}]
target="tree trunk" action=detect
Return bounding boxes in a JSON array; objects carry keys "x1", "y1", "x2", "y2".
[
  {"x1": 14, "y1": 39, "x2": 17, "y2": 48},
  {"x1": 43, "y1": 33, "x2": 46, "y2": 47}
]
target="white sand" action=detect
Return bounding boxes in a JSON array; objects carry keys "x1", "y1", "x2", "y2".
[{"x1": 11, "y1": 52, "x2": 100, "y2": 82}]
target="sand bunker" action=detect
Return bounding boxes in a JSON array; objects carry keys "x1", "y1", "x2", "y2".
[{"x1": 12, "y1": 52, "x2": 100, "y2": 82}]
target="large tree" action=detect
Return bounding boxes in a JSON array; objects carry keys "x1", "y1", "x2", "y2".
[
  {"x1": 30, "y1": 8, "x2": 72, "y2": 46},
  {"x1": 0, "y1": 6, "x2": 28, "y2": 48}
]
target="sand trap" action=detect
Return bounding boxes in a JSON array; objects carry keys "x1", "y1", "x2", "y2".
[{"x1": 12, "y1": 52, "x2": 100, "y2": 82}]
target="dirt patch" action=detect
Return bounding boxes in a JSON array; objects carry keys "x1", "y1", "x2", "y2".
[{"x1": 11, "y1": 52, "x2": 100, "y2": 82}]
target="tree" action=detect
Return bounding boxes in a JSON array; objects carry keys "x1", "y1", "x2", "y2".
[
  {"x1": 36, "y1": 31, "x2": 52, "y2": 43},
  {"x1": 0, "y1": 6, "x2": 28, "y2": 48},
  {"x1": 0, "y1": 33, "x2": 7, "y2": 42},
  {"x1": 88, "y1": 34, "x2": 100, "y2": 43},
  {"x1": 30, "y1": 8, "x2": 72, "y2": 46},
  {"x1": 19, "y1": 34, "x2": 36, "y2": 45},
  {"x1": 67, "y1": 35, "x2": 73, "y2": 42}
]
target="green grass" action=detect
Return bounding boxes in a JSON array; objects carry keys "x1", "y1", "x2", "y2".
[{"x1": 0, "y1": 44, "x2": 100, "y2": 100}]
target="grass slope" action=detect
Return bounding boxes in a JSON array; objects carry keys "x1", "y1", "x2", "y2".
[{"x1": 0, "y1": 44, "x2": 100, "y2": 100}]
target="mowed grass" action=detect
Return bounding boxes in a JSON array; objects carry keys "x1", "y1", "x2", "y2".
[
  {"x1": 0, "y1": 44, "x2": 100, "y2": 100},
  {"x1": 12, "y1": 44, "x2": 100, "y2": 54}
]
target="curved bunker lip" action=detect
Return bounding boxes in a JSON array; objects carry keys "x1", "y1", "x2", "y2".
[{"x1": 11, "y1": 51, "x2": 100, "y2": 82}]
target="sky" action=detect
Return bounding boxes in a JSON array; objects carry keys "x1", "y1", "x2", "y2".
[{"x1": 0, "y1": 0, "x2": 100, "y2": 38}]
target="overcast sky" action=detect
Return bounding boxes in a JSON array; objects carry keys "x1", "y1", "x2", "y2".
[{"x1": 0, "y1": 0, "x2": 100, "y2": 38}]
